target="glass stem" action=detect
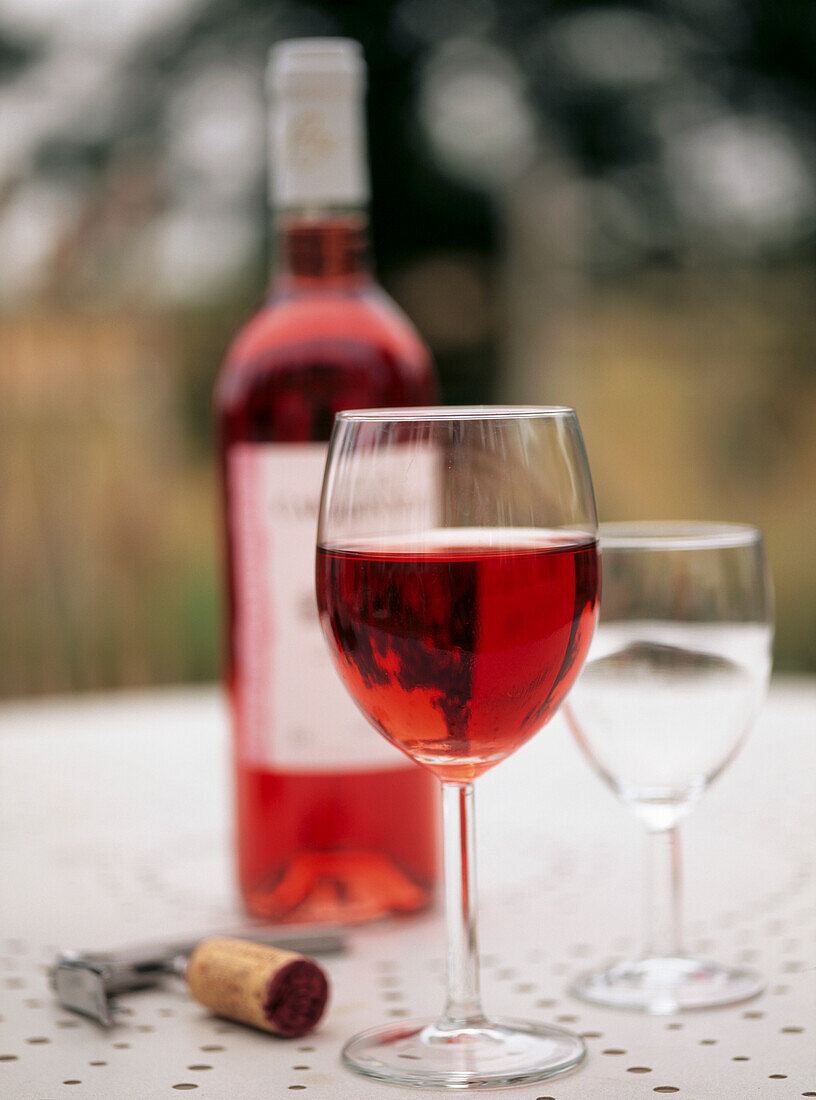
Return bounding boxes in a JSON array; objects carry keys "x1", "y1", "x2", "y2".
[
  {"x1": 644, "y1": 824, "x2": 683, "y2": 958},
  {"x1": 438, "y1": 781, "x2": 487, "y2": 1029}
]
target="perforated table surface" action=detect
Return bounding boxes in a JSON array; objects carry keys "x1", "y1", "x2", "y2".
[{"x1": 0, "y1": 682, "x2": 814, "y2": 1098}]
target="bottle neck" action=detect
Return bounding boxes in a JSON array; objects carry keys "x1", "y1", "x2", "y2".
[{"x1": 273, "y1": 208, "x2": 371, "y2": 289}]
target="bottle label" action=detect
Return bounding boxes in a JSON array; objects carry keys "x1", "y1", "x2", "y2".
[{"x1": 228, "y1": 442, "x2": 408, "y2": 772}]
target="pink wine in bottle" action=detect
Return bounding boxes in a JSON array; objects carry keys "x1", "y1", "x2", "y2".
[{"x1": 214, "y1": 39, "x2": 439, "y2": 924}]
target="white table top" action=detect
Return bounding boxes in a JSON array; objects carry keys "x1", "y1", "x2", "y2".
[{"x1": 0, "y1": 681, "x2": 814, "y2": 1098}]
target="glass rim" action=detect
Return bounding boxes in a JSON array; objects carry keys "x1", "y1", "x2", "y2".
[
  {"x1": 334, "y1": 405, "x2": 576, "y2": 422},
  {"x1": 599, "y1": 520, "x2": 763, "y2": 550}
]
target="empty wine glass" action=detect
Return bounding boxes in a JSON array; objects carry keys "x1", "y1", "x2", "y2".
[
  {"x1": 565, "y1": 522, "x2": 773, "y2": 1013},
  {"x1": 316, "y1": 407, "x2": 599, "y2": 1088}
]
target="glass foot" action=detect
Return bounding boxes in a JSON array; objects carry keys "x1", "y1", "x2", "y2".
[
  {"x1": 571, "y1": 956, "x2": 765, "y2": 1014},
  {"x1": 342, "y1": 1017, "x2": 586, "y2": 1090}
]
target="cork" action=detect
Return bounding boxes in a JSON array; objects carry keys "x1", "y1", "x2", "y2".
[{"x1": 185, "y1": 937, "x2": 329, "y2": 1037}]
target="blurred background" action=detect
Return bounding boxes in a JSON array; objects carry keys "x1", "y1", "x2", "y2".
[{"x1": 1, "y1": 0, "x2": 814, "y2": 699}]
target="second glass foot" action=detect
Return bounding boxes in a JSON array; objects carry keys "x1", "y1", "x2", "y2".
[
  {"x1": 342, "y1": 1016, "x2": 586, "y2": 1090},
  {"x1": 571, "y1": 955, "x2": 765, "y2": 1014}
]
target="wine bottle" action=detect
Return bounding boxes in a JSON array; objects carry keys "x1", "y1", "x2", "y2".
[{"x1": 214, "y1": 38, "x2": 439, "y2": 924}]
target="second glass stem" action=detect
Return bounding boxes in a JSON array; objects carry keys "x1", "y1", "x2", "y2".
[
  {"x1": 645, "y1": 824, "x2": 683, "y2": 958},
  {"x1": 439, "y1": 781, "x2": 486, "y2": 1029}
]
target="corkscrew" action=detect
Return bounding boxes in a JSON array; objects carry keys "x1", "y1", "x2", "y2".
[{"x1": 50, "y1": 925, "x2": 345, "y2": 1026}]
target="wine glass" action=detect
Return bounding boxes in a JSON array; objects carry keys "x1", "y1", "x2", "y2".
[
  {"x1": 316, "y1": 407, "x2": 599, "y2": 1089},
  {"x1": 565, "y1": 522, "x2": 773, "y2": 1014}
]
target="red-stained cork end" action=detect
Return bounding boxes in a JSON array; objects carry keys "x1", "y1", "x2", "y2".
[
  {"x1": 186, "y1": 938, "x2": 330, "y2": 1038},
  {"x1": 263, "y1": 958, "x2": 329, "y2": 1037}
]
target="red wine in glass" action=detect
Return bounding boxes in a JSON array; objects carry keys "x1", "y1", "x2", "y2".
[{"x1": 317, "y1": 534, "x2": 599, "y2": 782}]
